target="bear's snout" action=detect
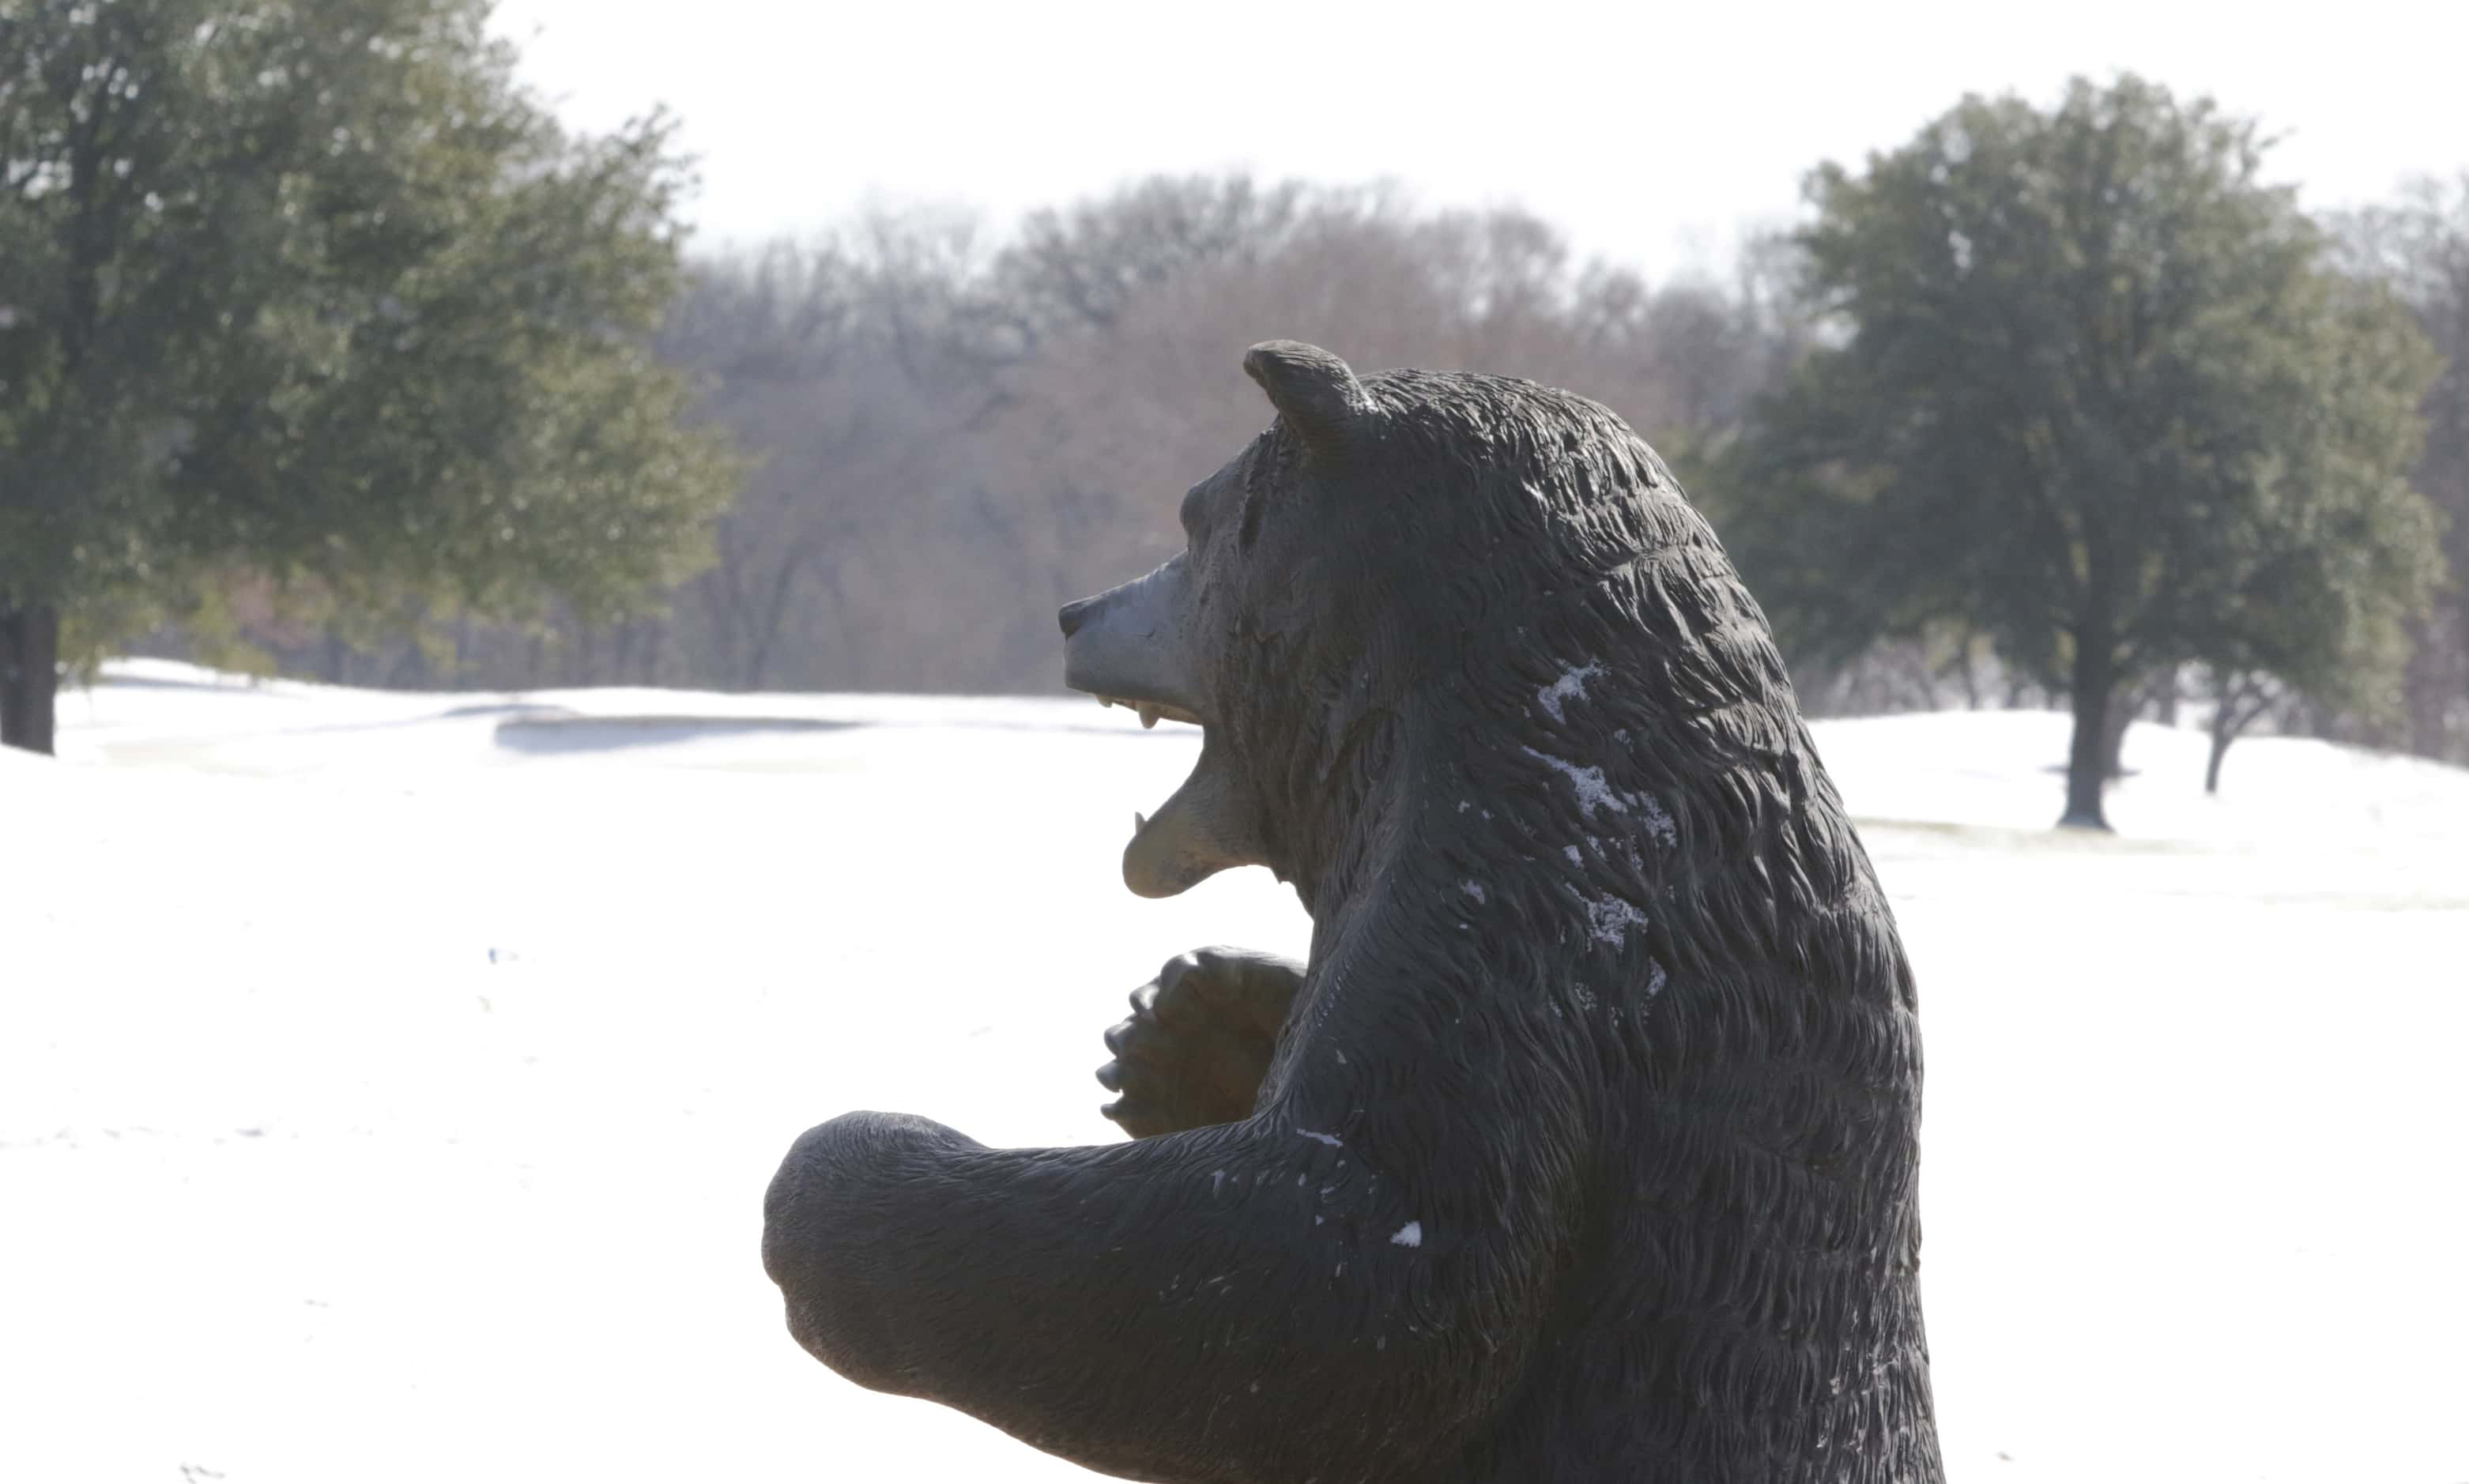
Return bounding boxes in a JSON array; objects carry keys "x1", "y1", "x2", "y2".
[{"x1": 1057, "y1": 596, "x2": 1099, "y2": 638}]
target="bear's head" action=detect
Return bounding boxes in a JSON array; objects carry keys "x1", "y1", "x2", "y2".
[{"x1": 1061, "y1": 340, "x2": 1728, "y2": 906}]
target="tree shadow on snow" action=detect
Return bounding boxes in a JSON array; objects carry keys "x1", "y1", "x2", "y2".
[{"x1": 491, "y1": 714, "x2": 863, "y2": 754}]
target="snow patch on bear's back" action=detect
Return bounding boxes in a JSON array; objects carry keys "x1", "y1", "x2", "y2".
[
  {"x1": 1536, "y1": 662, "x2": 1604, "y2": 722},
  {"x1": 1521, "y1": 747, "x2": 1627, "y2": 819},
  {"x1": 1634, "y1": 791, "x2": 1678, "y2": 847},
  {"x1": 1520, "y1": 744, "x2": 1680, "y2": 849},
  {"x1": 1584, "y1": 895, "x2": 1650, "y2": 949}
]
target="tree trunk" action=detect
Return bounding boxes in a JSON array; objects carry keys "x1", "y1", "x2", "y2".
[
  {"x1": 0, "y1": 602, "x2": 63, "y2": 756},
  {"x1": 641, "y1": 618, "x2": 667, "y2": 685},
  {"x1": 2402, "y1": 613, "x2": 2460, "y2": 760},
  {"x1": 1954, "y1": 637, "x2": 1984, "y2": 710},
  {"x1": 2203, "y1": 672, "x2": 2267, "y2": 797},
  {"x1": 386, "y1": 638, "x2": 428, "y2": 689},
  {"x1": 2100, "y1": 683, "x2": 2137, "y2": 780},
  {"x1": 2061, "y1": 639, "x2": 2114, "y2": 831}
]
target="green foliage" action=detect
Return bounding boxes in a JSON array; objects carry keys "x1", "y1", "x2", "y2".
[
  {"x1": 1727, "y1": 76, "x2": 2444, "y2": 722},
  {"x1": 2338, "y1": 177, "x2": 2469, "y2": 756},
  {"x1": 0, "y1": 0, "x2": 739, "y2": 666}
]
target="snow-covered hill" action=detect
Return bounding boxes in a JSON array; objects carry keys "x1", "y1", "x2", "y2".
[{"x1": 3, "y1": 661, "x2": 2463, "y2": 1482}]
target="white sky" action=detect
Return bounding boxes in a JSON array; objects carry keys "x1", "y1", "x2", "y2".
[{"x1": 488, "y1": 0, "x2": 2468, "y2": 283}]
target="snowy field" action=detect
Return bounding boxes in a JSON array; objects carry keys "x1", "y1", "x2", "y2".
[{"x1": 4, "y1": 660, "x2": 2465, "y2": 1484}]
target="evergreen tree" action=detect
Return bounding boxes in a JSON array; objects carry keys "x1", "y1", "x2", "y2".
[
  {"x1": 0, "y1": 0, "x2": 739, "y2": 752},
  {"x1": 1727, "y1": 77, "x2": 2442, "y2": 827},
  {"x1": 2340, "y1": 177, "x2": 2469, "y2": 764}
]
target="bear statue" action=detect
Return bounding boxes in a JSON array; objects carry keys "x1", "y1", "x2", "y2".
[{"x1": 763, "y1": 341, "x2": 1943, "y2": 1483}]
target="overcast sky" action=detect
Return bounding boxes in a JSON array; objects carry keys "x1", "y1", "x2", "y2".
[{"x1": 487, "y1": 0, "x2": 2468, "y2": 283}]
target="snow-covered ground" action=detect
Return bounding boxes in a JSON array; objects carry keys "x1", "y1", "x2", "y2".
[{"x1": 3, "y1": 661, "x2": 2463, "y2": 1483}]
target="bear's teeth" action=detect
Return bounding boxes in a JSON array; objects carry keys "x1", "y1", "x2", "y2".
[{"x1": 1138, "y1": 703, "x2": 1160, "y2": 729}]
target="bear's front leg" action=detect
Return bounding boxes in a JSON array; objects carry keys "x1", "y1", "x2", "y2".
[{"x1": 1095, "y1": 946, "x2": 1302, "y2": 1138}]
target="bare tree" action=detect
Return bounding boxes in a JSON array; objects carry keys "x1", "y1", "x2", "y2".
[{"x1": 142, "y1": 175, "x2": 1806, "y2": 700}]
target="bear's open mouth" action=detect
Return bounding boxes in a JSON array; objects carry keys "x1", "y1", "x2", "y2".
[
  {"x1": 1061, "y1": 558, "x2": 1246, "y2": 893},
  {"x1": 1091, "y1": 694, "x2": 1205, "y2": 729},
  {"x1": 1112, "y1": 727, "x2": 1261, "y2": 898}
]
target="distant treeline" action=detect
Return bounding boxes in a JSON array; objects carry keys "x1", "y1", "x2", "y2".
[
  {"x1": 151, "y1": 168, "x2": 2469, "y2": 766},
  {"x1": 187, "y1": 176, "x2": 1802, "y2": 688}
]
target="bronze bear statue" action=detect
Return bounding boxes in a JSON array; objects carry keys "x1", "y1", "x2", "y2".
[{"x1": 764, "y1": 341, "x2": 1942, "y2": 1484}]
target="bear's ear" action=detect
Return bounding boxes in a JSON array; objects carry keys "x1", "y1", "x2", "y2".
[{"x1": 1243, "y1": 341, "x2": 1374, "y2": 455}]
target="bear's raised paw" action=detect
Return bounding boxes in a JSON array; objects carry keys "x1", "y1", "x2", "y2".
[{"x1": 1095, "y1": 947, "x2": 1302, "y2": 1139}]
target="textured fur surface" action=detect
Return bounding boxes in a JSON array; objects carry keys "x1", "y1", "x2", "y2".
[{"x1": 763, "y1": 343, "x2": 1943, "y2": 1482}]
